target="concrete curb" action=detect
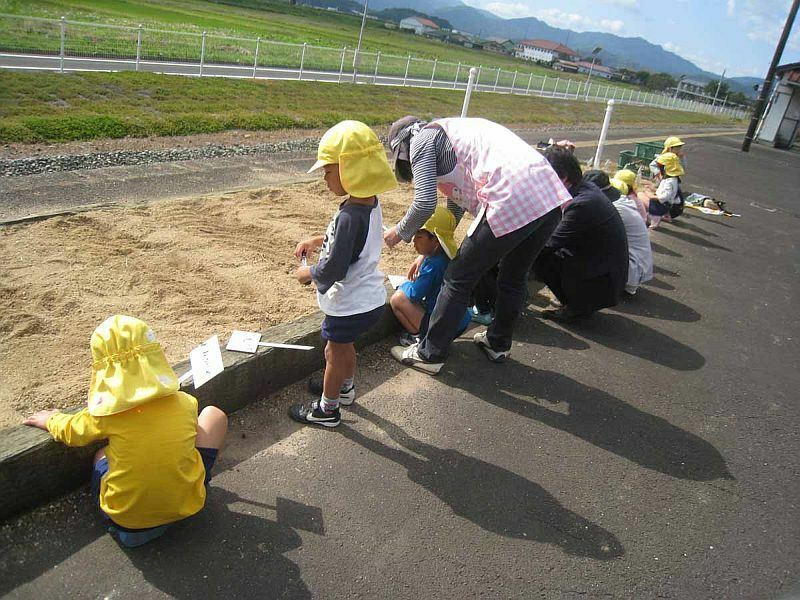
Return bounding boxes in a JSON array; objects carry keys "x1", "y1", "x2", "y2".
[{"x1": 0, "y1": 300, "x2": 400, "y2": 522}]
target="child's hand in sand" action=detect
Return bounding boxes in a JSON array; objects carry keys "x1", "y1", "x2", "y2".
[{"x1": 23, "y1": 409, "x2": 59, "y2": 430}]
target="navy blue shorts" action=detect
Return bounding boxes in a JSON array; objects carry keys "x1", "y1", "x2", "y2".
[
  {"x1": 91, "y1": 447, "x2": 218, "y2": 532},
  {"x1": 322, "y1": 305, "x2": 384, "y2": 343},
  {"x1": 648, "y1": 200, "x2": 670, "y2": 216}
]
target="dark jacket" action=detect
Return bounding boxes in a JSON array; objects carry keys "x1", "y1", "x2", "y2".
[{"x1": 536, "y1": 180, "x2": 629, "y2": 313}]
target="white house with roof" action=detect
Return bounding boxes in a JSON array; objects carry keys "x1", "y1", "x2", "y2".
[
  {"x1": 757, "y1": 62, "x2": 800, "y2": 150},
  {"x1": 399, "y1": 16, "x2": 440, "y2": 35},
  {"x1": 515, "y1": 39, "x2": 579, "y2": 64},
  {"x1": 575, "y1": 60, "x2": 614, "y2": 80}
]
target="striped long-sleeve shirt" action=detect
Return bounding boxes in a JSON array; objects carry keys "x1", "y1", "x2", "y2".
[{"x1": 396, "y1": 127, "x2": 465, "y2": 242}]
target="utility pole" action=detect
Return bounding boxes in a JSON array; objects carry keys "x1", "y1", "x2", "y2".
[
  {"x1": 742, "y1": 0, "x2": 799, "y2": 152},
  {"x1": 711, "y1": 68, "x2": 726, "y2": 108},
  {"x1": 352, "y1": 0, "x2": 369, "y2": 83}
]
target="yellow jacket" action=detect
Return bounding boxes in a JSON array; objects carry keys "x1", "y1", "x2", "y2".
[{"x1": 47, "y1": 392, "x2": 206, "y2": 529}]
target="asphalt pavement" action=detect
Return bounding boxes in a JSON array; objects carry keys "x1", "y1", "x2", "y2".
[{"x1": 1, "y1": 132, "x2": 799, "y2": 599}]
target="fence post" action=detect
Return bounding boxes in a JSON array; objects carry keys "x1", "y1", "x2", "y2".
[
  {"x1": 461, "y1": 67, "x2": 478, "y2": 117},
  {"x1": 299, "y1": 42, "x2": 306, "y2": 80},
  {"x1": 526, "y1": 73, "x2": 533, "y2": 95},
  {"x1": 253, "y1": 37, "x2": 260, "y2": 78},
  {"x1": 493, "y1": 67, "x2": 500, "y2": 91},
  {"x1": 199, "y1": 31, "x2": 206, "y2": 76},
  {"x1": 540, "y1": 75, "x2": 547, "y2": 95},
  {"x1": 453, "y1": 62, "x2": 460, "y2": 89},
  {"x1": 476, "y1": 65, "x2": 482, "y2": 89},
  {"x1": 136, "y1": 24, "x2": 143, "y2": 72},
  {"x1": 592, "y1": 100, "x2": 615, "y2": 168},
  {"x1": 374, "y1": 51, "x2": 381, "y2": 83},
  {"x1": 403, "y1": 55, "x2": 411, "y2": 86},
  {"x1": 59, "y1": 16, "x2": 66, "y2": 73},
  {"x1": 511, "y1": 70, "x2": 517, "y2": 94},
  {"x1": 429, "y1": 58, "x2": 437, "y2": 87},
  {"x1": 554, "y1": 77, "x2": 560, "y2": 97},
  {"x1": 338, "y1": 46, "x2": 346, "y2": 83},
  {"x1": 565, "y1": 79, "x2": 571, "y2": 96}
]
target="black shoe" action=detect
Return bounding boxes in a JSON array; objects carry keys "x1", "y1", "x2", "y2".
[
  {"x1": 398, "y1": 332, "x2": 420, "y2": 347},
  {"x1": 307, "y1": 375, "x2": 355, "y2": 406},
  {"x1": 289, "y1": 400, "x2": 341, "y2": 428},
  {"x1": 540, "y1": 307, "x2": 591, "y2": 323}
]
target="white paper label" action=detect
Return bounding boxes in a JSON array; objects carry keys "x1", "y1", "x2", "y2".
[
  {"x1": 226, "y1": 330, "x2": 262, "y2": 353},
  {"x1": 189, "y1": 335, "x2": 224, "y2": 388},
  {"x1": 387, "y1": 275, "x2": 408, "y2": 289}
]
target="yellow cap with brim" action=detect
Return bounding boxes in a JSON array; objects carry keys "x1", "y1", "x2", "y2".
[
  {"x1": 609, "y1": 178, "x2": 629, "y2": 196},
  {"x1": 88, "y1": 315, "x2": 179, "y2": 416},
  {"x1": 420, "y1": 206, "x2": 458, "y2": 260},
  {"x1": 308, "y1": 120, "x2": 398, "y2": 198},
  {"x1": 614, "y1": 169, "x2": 637, "y2": 192},
  {"x1": 663, "y1": 136, "x2": 685, "y2": 151},
  {"x1": 656, "y1": 152, "x2": 685, "y2": 177}
]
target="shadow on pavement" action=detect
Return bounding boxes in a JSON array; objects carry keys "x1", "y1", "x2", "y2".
[
  {"x1": 653, "y1": 265, "x2": 680, "y2": 278},
  {"x1": 657, "y1": 227, "x2": 732, "y2": 252},
  {"x1": 0, "y1": 479, "x2": 315, "y2": 598},
  {"x1": 650, "y1": 241, "x2": 682, "y2": 257},
  {"x1": 343, "y1": 404, "x2": 625, "y2": 561},
  {"x1": 611, "y1": 288, "x2": 701, "y2": 322},
  {"x1": 642, "y1": 276, "x2": 676, "y2": 291},
  {"x1": 553, "y1": 313, "x2": 706, "y2": 370},
  {"x1": 513, "y1": 313, "x2": 591, "y2": 350},
  {"x1": 441, "y1": 359, "x2": 733, "y2": 482},
  {"x1": 124, "y1": 488, "x2": 313, "y2": 599},
  {"x1": 683, "y1": 211, "x2": 737, "y2": 228},
  {"x1": 671, "y1": 219, "x2": 720, "y2": 238}
]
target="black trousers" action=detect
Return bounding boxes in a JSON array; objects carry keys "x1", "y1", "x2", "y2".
[{"x1": 418, "y1": 207, "x2": 561, "y2": 362}]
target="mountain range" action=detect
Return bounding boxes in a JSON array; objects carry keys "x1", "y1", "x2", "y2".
[{"x1": 357, "y1": 0, "x2": 760, "y2": 97}]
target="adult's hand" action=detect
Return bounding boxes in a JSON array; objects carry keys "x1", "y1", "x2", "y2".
[
  {"x1": 383, "y1": 226, "x2": 402, "y2": 249},
  {"x1": 407, "y1": 254, "x2": 424, "y2": 281}
]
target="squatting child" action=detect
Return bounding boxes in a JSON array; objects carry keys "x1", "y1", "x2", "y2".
[
  {"x1": 390, "y1": 206, "x2": 471, "y2": 347},
  {"x1": 289, "y1": 120, "x2": 397, "y2": 428},
  {"x1": 23, "y1": 314, "x2": 228, "y2": 547}
]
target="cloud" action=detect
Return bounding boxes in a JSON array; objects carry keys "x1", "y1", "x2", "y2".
[
  {"x1": 727, "y1": 0, "x2": 735, "y2": 16},
  {"x1": 482, "y1": 1, "x2": 533, "y2": 19},
  {"x1": 663, "y1": 42, "x2": 681, "y2": 53},
  {"x1": 531, "y1": 8, "x2": 626, "y2": 34},
  {"x1": 731, "y1": 0, "x2": 800, "y2": 50}
]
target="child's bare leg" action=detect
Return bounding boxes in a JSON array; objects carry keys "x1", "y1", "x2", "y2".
[
  {"x1": 323, "y1": 341, "x2": 355, "y2": 401},
  {"x1": 390, "y1": 290, "x2": 424, "y2": 334},
  {"x1": 196, "y1": 406, "x2": 228, "y2": 450}
]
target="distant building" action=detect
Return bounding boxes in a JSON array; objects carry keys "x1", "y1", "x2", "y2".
[
  {"x1": 675, "y1": 78, "x2": 707, "y2": 97},
  {"x1": 484, "y1": 37, "x2": 515, "y2": 55},
  {"x1": 399, "y1": 16, "x2": 440, "y2": 35},
  {"x1": 515, "y1": 39, "x2": 579, "y2": 64},
  {"x1": 575, "y1": 60, "x2": 614, "y2": 80},
  {"x1": 757, "y1": 62, "x2": 800, "y2": 150}
]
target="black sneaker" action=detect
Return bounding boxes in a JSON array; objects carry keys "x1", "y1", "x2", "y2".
[
  {"x1": 398, "y1": 332, "x2": 420, "y2": 347},
  {"x1": 307, "y1": 375, "x2": 356, "y2": 406},
  {"x1": 289, "y1": 400, "x2": 341, "y2": 428}
]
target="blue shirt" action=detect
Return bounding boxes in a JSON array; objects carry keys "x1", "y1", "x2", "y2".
[{"x1": 399, "y1": 252, "x2": 471, "y2": 334}]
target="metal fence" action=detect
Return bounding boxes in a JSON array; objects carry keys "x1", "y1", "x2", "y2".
[{"x1": 0, "y1": 14, "x2": 748, "y2": 119}]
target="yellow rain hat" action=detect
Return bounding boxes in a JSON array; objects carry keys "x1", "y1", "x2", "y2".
[
  {"x1": 663, "y1": 136, "x2": 685, "y2": 151},
  {"x1": 614, "y1": 169, "x2": 637, "y2": 193},
  {"x1": 308, "y1": 120, "x2": 398, "y2": 198},
  {"x1": 609, "y1": 177, "x2": 629, "y2": 196},
  {"x1": 656, "y1": 152, "x2": 685, "y2": 177},
  {"x1": 88, "y1": 315, "x2": 179, "y2": 416},
  {"x1": 421, "y1": 206, "x2": 458, "y2": 260}
]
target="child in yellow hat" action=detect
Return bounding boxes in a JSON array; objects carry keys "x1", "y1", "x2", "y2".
[
  {"x1": 291, "y1": 120, "x2": 397, "y2": 427},
  {"x1": 24, "y1": 315, "x2": 228, "y2": 547},
  {"x1": 645, "y1": 152, "x2": 686, "y2": 229},
  {"x1": 390, "y1": 206, "x2": 471, "y2": 347}
]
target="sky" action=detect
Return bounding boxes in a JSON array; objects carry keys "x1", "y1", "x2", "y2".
[{"x1": 458, "y1": 0, "x2": 800, "y2": 78}]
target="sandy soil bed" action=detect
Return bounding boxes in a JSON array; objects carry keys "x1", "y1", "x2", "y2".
[{"x1": 0, "y1": 180, "x2": 470, "y2": 429}]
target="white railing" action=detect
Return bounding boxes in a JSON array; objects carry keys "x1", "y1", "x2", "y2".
[{"x1": 0, "y1": 14, "x2": 748, "y2": 119}]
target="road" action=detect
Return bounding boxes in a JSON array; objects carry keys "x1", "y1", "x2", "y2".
[{"x1": 1, "y1": 131, "x2": 799, "y2": 599}]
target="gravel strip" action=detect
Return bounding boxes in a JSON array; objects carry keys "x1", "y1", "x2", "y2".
[{"x1": 0, "y1": 138, "x2": 324, "y2": 177}]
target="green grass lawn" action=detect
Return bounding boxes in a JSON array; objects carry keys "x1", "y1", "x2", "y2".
[
  {"x1": 0, "y1": 0, "x2": 643, "y2": 91},
  {"x1": 0, "y1": 71, "x2": 740, "y2": 143}
]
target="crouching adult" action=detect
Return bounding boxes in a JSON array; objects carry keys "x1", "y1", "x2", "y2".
[{"x1": 532, "y1": 148, "x2": 629, "y2": 323}]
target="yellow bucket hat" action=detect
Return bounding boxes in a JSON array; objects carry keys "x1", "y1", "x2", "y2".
[
  {"x1": 88, "y1": 315, "x2": 179, "y2": 416},
  {"x1": 656, "y1": 152, "x2": 685, "y2": 177},
  {"x1": 421, "y1": 206, "x2": 458, "y2": 259},
  {"x1": 308, "y1": 120, "x2": 397, "y2": 198},
  {"x1": 609, "y1": 177, "x2": 629, "y2": 196},
  {"x1": 663, "y1": 136, "x2": 685, "y2": 151},
  {"x1": 614, "y1": 169, "x2": 637, "y2": 193}
]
